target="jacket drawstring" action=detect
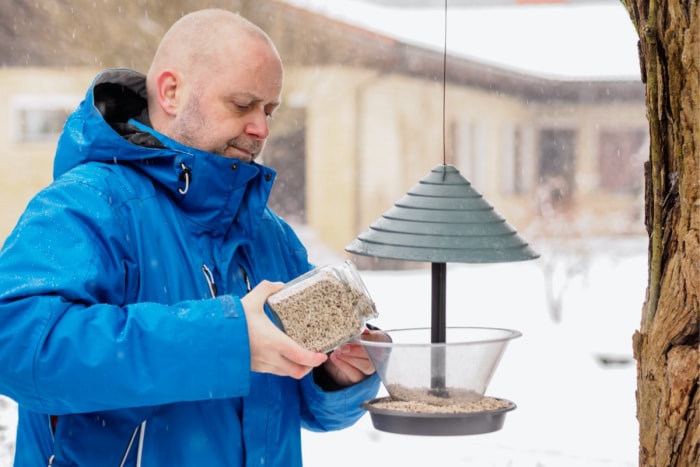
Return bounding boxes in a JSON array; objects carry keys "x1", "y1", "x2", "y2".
[
  {"x1": 49, "y1": 419, "x2": 147, "y2": 466},
  {"x1": 118, "y1": 422, "x2": 142, "y2": 467},
  {"x1": 178, "y1": 163, "x2": 192, "y2": 195},
  {"x1": 136, "y1": 420, "x2": 147, "y2": 467}
]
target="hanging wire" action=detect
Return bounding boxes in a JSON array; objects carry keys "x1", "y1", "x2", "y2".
[{"x1": 442, "y1": 0, "x2": 448, "y2": 167}]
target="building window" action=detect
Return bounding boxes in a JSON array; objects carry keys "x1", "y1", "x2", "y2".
[
  {"x1": 12, "y1": 94, "x2": 80, "y2": 143},
  {"x1": 537, "y1": 128, "x2": 576, "y2": 212},
  {"x1": 453, "y1": 119, "x2": 487, "y2": 190},
  {"x1": 598, "y1": 129, "x2": 647, "y2": 194}
]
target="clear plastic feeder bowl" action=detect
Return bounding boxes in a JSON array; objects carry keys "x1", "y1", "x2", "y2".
[{"x1": 358, "y1": 326, "x2": 521, "y2": 436}]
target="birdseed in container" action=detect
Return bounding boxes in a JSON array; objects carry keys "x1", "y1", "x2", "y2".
[{"x1": 267, "y1": 261, "x2": 378, "y2": 353}]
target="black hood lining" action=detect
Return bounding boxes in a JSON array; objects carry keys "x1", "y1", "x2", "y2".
[
  {"x1": 94, "y1": 82, "x2": 147, "y2": 128},
  {"x1": 94, "y1": 82, "x2": 164, "y2": 149}
]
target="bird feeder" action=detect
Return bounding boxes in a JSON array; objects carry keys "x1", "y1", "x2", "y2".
[{"x1": 346, "y1": 164, "x2": 538, "y2": 436}]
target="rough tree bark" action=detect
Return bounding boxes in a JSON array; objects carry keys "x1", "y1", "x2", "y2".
[{"x1": 620, "y1": 1, "x2": 699, "y2": 466}]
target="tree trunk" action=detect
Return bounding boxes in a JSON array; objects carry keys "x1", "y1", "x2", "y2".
[{"x1": 620, "y1": 1, "x2": 699, "y2": 466}]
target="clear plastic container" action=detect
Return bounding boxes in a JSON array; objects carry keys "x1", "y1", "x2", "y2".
[
  {"x1": 358, "y1": 327, "x2": 521, "y2": 405},
  {"x1": 267, "y1": 260, "x2": 378, "y2": 352}
]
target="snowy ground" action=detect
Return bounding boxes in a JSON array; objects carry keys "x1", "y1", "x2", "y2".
[{"x1": 0, "y1": 236, "x2": 645, "y2": 466}]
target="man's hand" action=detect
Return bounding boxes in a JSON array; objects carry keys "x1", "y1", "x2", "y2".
[
  {"x1": 241, "y1": 280, "x2": 327, "y2": 379},
  {"x1": 322, "y1": 329, "x2": 386, "y2": 387}
]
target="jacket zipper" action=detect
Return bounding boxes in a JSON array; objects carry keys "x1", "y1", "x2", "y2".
[
  {"x1": 202, "y1": 263, "x2": 252, "y2": 297},
  {"x1": 240, "y1": 265, "x2": 252, "y2": 292},
  {"x1": 201, "y1": 264, "x2": 217, "y2": 298}
]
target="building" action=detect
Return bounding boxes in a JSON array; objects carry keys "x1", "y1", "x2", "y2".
[{"x1": 0, "y1": 0, "x2": 647, "y2": 262}]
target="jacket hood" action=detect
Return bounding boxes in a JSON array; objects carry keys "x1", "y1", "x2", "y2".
[
  {"x1": 55, "y1": 68, "x2": 155, "y2": 177},
  {"x1": 53, "y1": 68, "x2": 276, "y2": 236}
]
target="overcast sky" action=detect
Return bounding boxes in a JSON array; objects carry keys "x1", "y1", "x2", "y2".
[{"x1": 282, "y1": 0, "x2": 641, "y2": 80}]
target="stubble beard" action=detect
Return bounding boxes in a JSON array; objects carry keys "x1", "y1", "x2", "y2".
[{"x1": 172, "y1": 95, "x2": 262, "y2": 161}]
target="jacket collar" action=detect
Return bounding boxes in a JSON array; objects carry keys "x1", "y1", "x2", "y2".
[
  {"x1": 54, "y1": 68, "x2": 276, "y2": 238},
  {"x1": 128, "y1": 120, "x2": 277, "y2": 238}
]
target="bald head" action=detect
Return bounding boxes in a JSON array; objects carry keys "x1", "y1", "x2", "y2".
[
  {"x1": 145, "y1": 9, "x2": 284, "y2": 160},
  {"x1": 148, "y1": 10, "x2": 277, "y2": 80}
]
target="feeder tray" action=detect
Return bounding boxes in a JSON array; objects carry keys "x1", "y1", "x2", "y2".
[{"x1": 361, "y1": 397, "x2": 516, "y2": 436}]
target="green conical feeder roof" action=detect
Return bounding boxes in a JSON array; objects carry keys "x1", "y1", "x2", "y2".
[{"x1": 345, "y1": 164, "x2": 539, "y2": 263}]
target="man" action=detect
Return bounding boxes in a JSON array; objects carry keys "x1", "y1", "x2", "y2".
[{"x1": 0, "y1": 9, "x2": 381, "y2": 466}]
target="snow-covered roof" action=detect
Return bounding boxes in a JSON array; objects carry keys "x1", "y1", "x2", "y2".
[{"x1": 281, "y1": 0, "x2": 641, "y2": 81}]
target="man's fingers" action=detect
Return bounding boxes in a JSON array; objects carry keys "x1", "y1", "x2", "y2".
[
  {"x1": 258, "y1": 344, "x2": 327, "y2": 379},
  {"x1": 336, "y1": 343, "x2": 375, "y2": 373},
  {"x1": 283, "y1": 341, "x2": 328, "y2": 368},
  {"x1": 326, "y1": 352, "x2": 365, "y2": 385},
  {"x1": 332, "y1": 346, "x2": 375, "y2": 375},
  {"x1": 242, "y1": 280, "x2": 284, "y2": 310},
  {"x1": 242, "y1": 279, "x2": 329, "y2": 379}
]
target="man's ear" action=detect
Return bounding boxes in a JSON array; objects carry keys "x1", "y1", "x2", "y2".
[{"x1": 155, "y1": 70, "x2": 180, "y2": 116}]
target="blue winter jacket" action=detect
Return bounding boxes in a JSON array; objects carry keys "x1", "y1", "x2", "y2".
[{"x1": 0, "y1": 69, "x2": 379, "y2": 466}]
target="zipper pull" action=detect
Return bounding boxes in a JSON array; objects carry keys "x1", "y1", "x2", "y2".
[
  {"x1": 240, "y1": 265, "x2": 252, "y2": 292},
  {"x1": 201, "y1": 264, "x2": 217, "y2": 298}
]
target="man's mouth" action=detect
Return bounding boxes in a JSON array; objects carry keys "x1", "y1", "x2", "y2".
[
  {"x1": 226, "y1": 141, "x2": 261, "y2": 161},
  {"x1": 226, "y1": 144, "x2": 256, "y2": 161}
]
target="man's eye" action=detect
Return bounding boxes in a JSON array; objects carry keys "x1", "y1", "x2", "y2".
[{"x1": 265, "y1": 105, "x2": 278, "y2": 119}]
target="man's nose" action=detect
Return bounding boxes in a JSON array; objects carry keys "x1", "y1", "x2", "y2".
[{"x1": 245, "y1": 111, "x2": 270, "y2": 140}]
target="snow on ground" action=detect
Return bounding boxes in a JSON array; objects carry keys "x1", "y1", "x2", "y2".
[
  {"x1": 0, "y1": 236, "x2": 645, "y2": 466},
  {"x1": 0, "y1": 397, "x2": 16, "y2": 466}
]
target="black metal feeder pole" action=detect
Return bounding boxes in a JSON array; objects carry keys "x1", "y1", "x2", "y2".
[
  {"x1": 431, "y1": 262, "x2": 447, "y2": 343},
  {"x1": 430, "y1": 262, "x2": 448, "y2": 394}
]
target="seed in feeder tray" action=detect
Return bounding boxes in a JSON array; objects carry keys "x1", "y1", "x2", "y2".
[
  {"x1": 267, "y1": 270, "x2": 374, "y2": 353},
  {"x1": 386, "y1": 384, "x2": 482, "y2": 406},
  {"x1": 370, "y1": 395, "x2": 511, "y2": 414}
]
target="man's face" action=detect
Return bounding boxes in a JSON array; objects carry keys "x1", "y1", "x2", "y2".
[{"x1": 170, "y1": 40, "x2": 283, "y2": 163}]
